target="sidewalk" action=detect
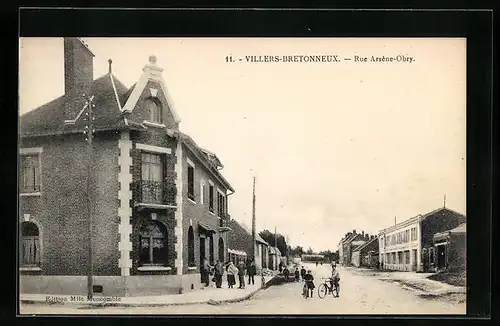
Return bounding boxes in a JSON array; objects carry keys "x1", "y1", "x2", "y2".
[
  {"x1": 20, "y1": 275, "x2": 274, "y2": 307},
  {"x1": 345, "y1": 267, "x2": 466, "y2": 296}
]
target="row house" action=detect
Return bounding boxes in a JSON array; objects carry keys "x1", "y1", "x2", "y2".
[
  {"x1": 19, "y1": 38, "x2": 234, "y2": 296},
  {"x1": 351, "y1": 235, "x2": 378, "y2": 267},
  {"x1": 226, "y1": 218, "x2": 269, "y2": 271},
  {"x1": 338, "y1": 230, "x2": 368, "y2": 266},
  {"x1": 268, "y1": 246, "x2": 282, "y2": 271},
  {"x1": 378, "y1": 207, "x2": 465, "y2": 272}
]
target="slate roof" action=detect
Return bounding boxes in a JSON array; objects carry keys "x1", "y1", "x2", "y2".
[
  {"x1": 353, "y1": 236, "x2": 378, "y2": 252},
  {"x1": 433, "y1": 223, "x2": 466, "y2": 240},
  {"x1": 20, "y1": 63, "x2": 234, "y2": 194},
  {"x1": 20, "y1": 73, "x2": 139, "y2": 137},
  {"x1": 237, "y1": 220, "x2": 268, "y2": 245},
  {"x1": 178, "y1": 132, "x2": 234, "y2": 192}
]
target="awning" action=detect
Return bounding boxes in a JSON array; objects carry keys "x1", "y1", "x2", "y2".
[
  {"x1": 198, "y1": 221, "x2": 216, "y2": 233},
  {"x1": 228, "y1": 249, "x2": 247, "y2": 256}
]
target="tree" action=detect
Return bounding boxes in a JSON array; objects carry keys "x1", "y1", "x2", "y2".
[
  {"x1": 289, "y1": 246, "x2": 303, "y2": 257},
  {"x1": 318, "y1": 250, "x2": 340, "y2": 262},
  {"x1": 258, "y1": 229, "x2": 288, "y2": 256}
]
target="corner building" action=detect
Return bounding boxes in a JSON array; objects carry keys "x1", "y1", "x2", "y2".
[{"x1": 19, "y1": 38, "x2": 234, "y2": 296}]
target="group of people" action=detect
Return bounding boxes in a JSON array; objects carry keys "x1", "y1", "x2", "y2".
[
  {"x1": 201, "y1": 257, "x2": 257, "y2": 289},
  {"x1": 281, "y1": 263, "x2": 340, "y2": 299}
]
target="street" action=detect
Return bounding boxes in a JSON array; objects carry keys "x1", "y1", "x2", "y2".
[{"x1": 20, "y1": 263, "x2": 465, "y2": 315}]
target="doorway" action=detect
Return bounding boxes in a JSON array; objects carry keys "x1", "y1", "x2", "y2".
[
  {"x1": 218, "y1": 237, "x2": 224, "y2": 262},
  {"x1": 436, "y1": 245, "x2": 446, "y2": 269},
  {"x1": 199, "y1": 236, "x2": 206, "y2": 282}
]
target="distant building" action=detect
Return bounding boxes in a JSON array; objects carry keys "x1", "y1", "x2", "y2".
[
  {"x1": 378, "y1": 207, "x2": 466, "y2": 272},
  {"x1": 268, "y1": 246, "x2": 282, "y2": 270},
  {"x1": 226, "y1": 219, "x2": 269, "y2": 270},
  {"x1": 339, "y1": 230, "x2": 369, "y2": 266},
  {"x1": 352, "y1": 235, "x2": 379, "y2": 267},
  {"x1": 433, "y1": 223, "x2": 466, "y2": 272}
]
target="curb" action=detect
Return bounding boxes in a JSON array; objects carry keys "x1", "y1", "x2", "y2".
[
  {"x1": 207, "y1": 287, "x2": 262, "y2": 305},
  {"x1": 20, "y1": 287, "x2": 264, "y2": 308}
]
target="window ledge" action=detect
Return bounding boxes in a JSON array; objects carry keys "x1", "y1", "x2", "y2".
[
  {"x1": 143, "y1": 121, "x2": 166, "y2": 129},
  {"x1": 209, "y1": 211, "x2": 215, "y2": 216},
  {"x1": 187, "y1": 266, "x2": 197, "y2": 271},
  {"x1": 20, "y1": 267, "x2": 41, "y2": 272},
  {"x1": 187, "y1": 197, "x2": 196, "y2": 205},
  {"x1": 20, "y1": 192, "x2": 42, "y2": 197},
  {"x1": 138, "y1": 266, "x2": 172, "y2": 272}
]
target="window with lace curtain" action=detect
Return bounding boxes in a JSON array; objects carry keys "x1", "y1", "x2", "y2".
[{"x1": 138, "y1": 221, "x2": 168, "y2": 266}]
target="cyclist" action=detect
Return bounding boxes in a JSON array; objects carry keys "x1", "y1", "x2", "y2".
[{"x1": 329, "y1": 264, "x2": 340, "y2": 296}]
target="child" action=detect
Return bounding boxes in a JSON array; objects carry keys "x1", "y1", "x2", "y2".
[
  {"x1": 294, "y1": 267, "x2": 300, "y2": 282},
  {"x1": 304, "y1": 270, "x2": 315, "y2": 298},
  {"x1": 330, "y1": 264, "x2": 340, "y2": 296},
  {"x1": 300, "y1": 266, "x2": 306, "y2": 281}
]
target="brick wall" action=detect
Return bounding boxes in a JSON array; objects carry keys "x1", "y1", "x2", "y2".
[
  {"x1": 128, "y1": 80, "x2": 178, "y2": 130},
  {"x1": 181, "y1": 148, "x2": 228, "y2": 274},
  {"x1": 448, "y1": 233, "x2": 466, "y2": 272},
  {"x1": 421, "y1": 209, "x2": 466, "y2": 248},
  {"x1": 19, "y1": 132, "x2": 120, "y2": 276},
  {"x1": 227, "y1": 219, "x2": 253, "y2": 255}
]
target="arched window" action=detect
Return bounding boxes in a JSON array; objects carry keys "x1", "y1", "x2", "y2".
[
  {"x1": 218, "y1": 237, "x2": 224, "y2": 262},
  {"x1": 187, "y1": 226, "x2": 195, "y2": 267},
  {"x1": 139, "y1": 221, "x2": 168, "y2": 266},
  {"x1": 21, "y1": 222, "x2": 40, "y2": 267},
  {"x1": 146, "y1": 98, "x2": 162, "y2": 123}
]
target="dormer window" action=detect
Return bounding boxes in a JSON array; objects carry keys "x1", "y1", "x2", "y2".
[{"x1": 146, "y1": 98, "x2": 162, "y2": 123}]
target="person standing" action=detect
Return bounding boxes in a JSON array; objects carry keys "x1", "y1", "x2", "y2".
[
  {"x1": 294, "y1": 267, "x2": 300, "y2": 282},
  {"x1": 303, "y1": 270, "x2": 315, "y2": 298},
  {"x1": 214, "y1": 260, "x2": 224, "y2": 288},
  {"x1": 237, "y1": 260, "x2": 246, "y2": 289},
  {"x1": 247, "y1": 260, "x2": 256, "y2": 285},
  {"x1": 279, "y1": 261, "x2": 283, "y2": 273},
  {"x1": 283, "y1": 266, "x2": 290, "y2": 281},
  {"x1": 300, "y1": 266, "x2": 306, "y2": 281},
  {"x1": 202, "y1": 257, "x2": 212, "y2": 287},
  {"x1": 227, "y1": 261, "x2": 238, "y2": 288}
]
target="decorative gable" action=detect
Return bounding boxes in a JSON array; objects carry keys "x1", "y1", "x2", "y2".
[{"x1": 122, "y1": 55, "x2": 181, "y2": 129}]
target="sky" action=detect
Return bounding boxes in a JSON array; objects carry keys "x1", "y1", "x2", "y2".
[{"x1": 19, "y1": 37, "x2": 466, "y2": 252}]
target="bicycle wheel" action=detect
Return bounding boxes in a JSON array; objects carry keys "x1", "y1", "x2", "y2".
[{"x1": 318, "y1": 283, "x2": 328, "y2": 299}]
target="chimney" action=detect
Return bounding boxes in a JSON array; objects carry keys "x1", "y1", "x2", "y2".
[
  {"x1": 64, "y1": 38, "x2": 95, "y2": 122},
  {"x1": 353, "y1": 229, "x2": 356, "y2": 235},
  {"x1": 362, "y1": 231, "x2": 364, "y2": 237}
]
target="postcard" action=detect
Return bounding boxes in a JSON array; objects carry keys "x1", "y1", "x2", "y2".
[{"x1": 19, "y1": 36, "x2": 466, "y2": 315}]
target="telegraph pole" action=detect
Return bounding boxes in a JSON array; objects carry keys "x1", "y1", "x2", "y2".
[
  {"x1": 252, "y1": 177, "x2": 256, "y2": 264},
  {"x1": 83, "y1": 93, "x2": 96, "y2": 300}
]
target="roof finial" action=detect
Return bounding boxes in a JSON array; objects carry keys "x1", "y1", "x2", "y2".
[
  {"x1": 149, "y1": 55, "x2": 157, "y2": 65},
  {"x1": 444, "y1": 194, "x2": 446, "y2": 208},
  {"x1": 108, "y1": 59, "x2": 113, "y2": 74}
]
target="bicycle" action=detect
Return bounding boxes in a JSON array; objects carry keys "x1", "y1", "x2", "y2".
[
  {"x1": 318, "y1": 277, "x2": 340, "y2": 299},
  {"x1": 302, "y1": 281, "x2": 315, "y2": 299}
]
